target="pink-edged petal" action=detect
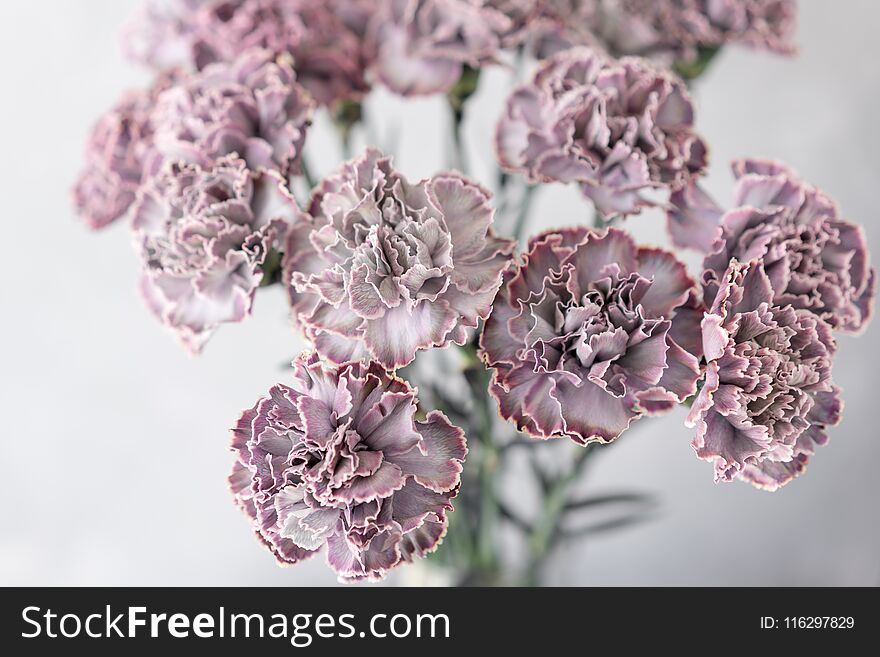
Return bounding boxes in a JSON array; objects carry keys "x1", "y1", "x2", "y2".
[
  {"x1": 636, "y1": 247, "x2": 696, "y2": 318},
  {"x1": 667, "y1": 182, "x2": 723, "y2": 253},
  {"x1": 555, "y1": 377, "x2": 636, "y2": 444},
  {"x1": 363, "y1": 301, "x2": 459, "y2": 369},
  {"x1": 388, "y1": 410, "x2": 467, "y2": 493}
]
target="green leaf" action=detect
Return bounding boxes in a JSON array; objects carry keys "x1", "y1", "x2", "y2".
[
  {"x1": 563, "y1": 492, "x2": 656, "y2": 512},
  {"x1": 674, "y1": 46, "x2": 721, "y2": 82},
  {"x1": 258, "y1": 248, "x2": 282, "y2": 287},
  {"x1": 561, "y1": 512, "x2": 657, "y2": 541}
]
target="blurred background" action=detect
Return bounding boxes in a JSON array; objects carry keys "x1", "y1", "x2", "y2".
[{"x1": 1, "y1": 0, "x2": 878, "y2": 586}]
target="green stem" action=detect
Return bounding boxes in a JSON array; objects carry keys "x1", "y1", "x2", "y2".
[
  {"x1": 333, "y1": 100, "x2": 362, "y2": 161},
  {"x1": 474, "y1": 371, "x2": 499, "y2": 574},
  {"x1": 299, "y1": 156, "x2": 316, "y2": 192},
  {"x1": 447, "y1": 65, "x2": 480, "y2": 174},
  {"x1": 524, "y1": 444, "x2": 596, "y2": 585},
  {"x1": 451, "y1": 113, "x2": 468, "y2": 174},
  {"x1": 593, "y1": 208, "x2": 623, "y2": 230},
  {"x1": 477, "y1": 448, "x2": 499, "y2": 573},
  {"x1": 512, "y1": 44, "x2": 527, "y2": 84},
  {"x1": 512, "y1": 184, "x2": 537, "y2": 244},
  {"x1": 418, "y1": 341, "x2": 503, "y2": 585},
  {"x1": 340, "y1": 131, "x2": 352, "y2": 161},
  {"x1": 496, "y1": 170, "x2": 510, "y2": 219},
  {"x1": 258, "y1": 248, "x2": 283, "y2": 288},
  {"x1": 674, "y1": 46, "x2": 721, "y2": 84}
]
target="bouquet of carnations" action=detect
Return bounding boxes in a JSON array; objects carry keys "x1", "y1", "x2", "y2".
[{"x1": 75, "y1": 0, "x2": 874, "y2": 585}]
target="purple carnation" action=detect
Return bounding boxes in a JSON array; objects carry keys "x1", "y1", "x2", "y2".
[
  {"x1": 72, "y1": 75, "x2": 173, "y2": 230},
  {"x1": 123, "y1": 0, "x2": 206, "y2": 71},
  {"x1": 132, "y1": 156, "x2": 298, "y2": 353},
  {"x1": 125, "y1": 0, "x2": 370, "y2": 107},
  {"x1": 686, "y1": 159, "x2": 876, "y2": 333},
  {"x1": 686, "y1": 259, "x2": 842, "y2": 490},
  {"x1": 495, "y1": 47, "x2": 707, "y2": 218},
  {"x1": 534, "y1": 0, "x2": 796, "y2": 63},
  {"x1": 367, "y1": 0, "x2": 511, "y2": 96},
  {"x1": 526, "y1": 0, "x2": 601, "y2": 58},
  {"x1": 151, "y1": 49, "x2": 314, "y2": 178},
  {"x1": 283, "y1": 148, "x2": 516, "y2": 370},
  {"x1": 481, "y1": 226, "x2": 702, "y2": 444},
  {"x1": 229, "y1": 352, "x2": 467, "y2": 581},
  {"x1": 484, "y1": 0, "x2": 544, "y2": 47}
]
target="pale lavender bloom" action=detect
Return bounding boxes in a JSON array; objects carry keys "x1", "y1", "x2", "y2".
[
  {"x1": 72, "y1": 75, "x2": 174, "y2": 230},
  {"x1": 125, "y1": 0, "x2": 370, "y2": 107},
  {"x1": 151, "y1": 49, "x2": 314, "y2": 178},
  {"x1": 283, "y1": 148, "x2": 516, "y2": 370},
  {"x1": 367, "y1": 0, "x2": 511, "y2": 96},
  {"x1": 229, "y1": 352, "x2": 467, "y2": 581},
  {"x1": 534, "y1": 0, "x2": 796, "y2": 64},
  {"x1": 496, "y1": 47, "x2": 707, "y2": 218},
  {"x1": 481, "y1": 227, "x2": 702, "y2": 444},
  {"x1": 528, "y1": 0, "x2": 601, "y2": 58},
  {"x1": 123, "y1": 0, "x2": 206, "y2": 71},
  {"x1": 687, "y1": 259, "x2": 841, "y2": 490},
  {"x1": 132, "y1": 156, "x2": 298, "y2": 353},
  {"x1": 484, "y1": 0, "x2": 544, "y2": 47},
  {"x1": 696, "y1": 159, "x2": 876, "y2": 333}
]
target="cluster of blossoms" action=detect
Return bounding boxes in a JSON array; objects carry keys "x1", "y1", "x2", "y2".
[
  {"x1": 229, "y1": 354, "x2": 466, "y2": 580},
  {"x1": 496, "y1": 47, "x2": 707, "y2": 217},
  {"x1": 225, "y1": 144, "x2": 514, "y2": 578},
  {"x1": 479, "y1": 156, "x2": 875, "y2": 488},
  {"x1": 125, "y1": 0, "x2": 372, "y2": 107},
  {"x1": 533, "y1": 0, "x2": 796, "y2": 63},
  {"x1": 122, "y1": 0, "x2": 796, "y2": 102},
  {"x1": 74, "y1": 49, "x2": 313, "y2": 343},
  {"x1": 125, "y1": 0, "x2": 514, "y2": 99},
  {"x1": 75, "y1": 0, "x2": 877, "y2": 584},
  {"x1": 667, "y1": 159, "x2": 874, "y2": 488},
  {"x1": 74, "y1": 48, "x2": 313, "y2": 229}
]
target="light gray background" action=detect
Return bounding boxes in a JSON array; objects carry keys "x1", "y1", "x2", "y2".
[{"x1": 1, "y1": 1, "x2": 877, "y2": 586}]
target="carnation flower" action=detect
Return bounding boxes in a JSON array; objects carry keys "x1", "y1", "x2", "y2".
[
  {"x1": 484, "y1": 0, "x2": 543, "y2": 47},
  {"x1": 125, "y1": 0, "x2": 370, "y2": 107},
  {"x1": 132, "y1": 156, "x2": 298, "y2": 353},
  {"x1": 495, "y1": 47, "x2": 707, "y2": 218},
  {"x1": 534, "y1": 0, "x2": 796, "y2": 63},
  {"x1": 526, "y1": 0, "x2": 601, "y2": 58},
  {"x1": 693, "y1": 159, "x2": 876, "y2": 334},
  {"x1": 151, "y1": 49, "x2": 313, "y2": 178},
  {"x1": 72, "y1": 76, "x2": 173, "y2": 230},
  {"x1": 283, "y1": 148, "x2": 516, "y2": 370},
  {"x1": 123, "y1": 0, "x2": 205, "y2": 71},
  {"x1": 229, "y1": 352, "x2": 467, "y2": 581},
  {"x1": 481, "y1": 226, "x2": 702, "y2": 444},
  {"x1": 367, "y1": 0, "x2": 511, "y2": 96},
  {"x1": 686, "y1": 259, "x2": 842, "y2": 490}
]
